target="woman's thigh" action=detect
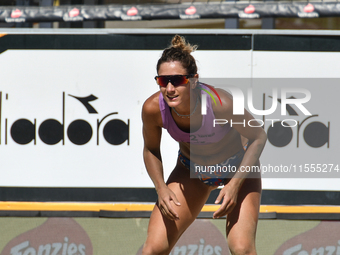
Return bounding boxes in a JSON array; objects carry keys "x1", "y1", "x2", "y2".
[{"x1": 143, "y1": 159, "x2": 214, "y2": 254}]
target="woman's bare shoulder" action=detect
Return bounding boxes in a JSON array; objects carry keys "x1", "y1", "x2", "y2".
[
  {"x1": 143, "y1": 91, "x2": 161, "y2": 114},
  {"x1": 212, "y1": 87, "x2": 234, "y2": 115},
  {"x1": 142, "y1": 91, "x2": 163, "y2": 126}
]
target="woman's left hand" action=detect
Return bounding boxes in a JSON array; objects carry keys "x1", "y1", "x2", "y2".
[{"x1": 213, "y1": 183, "x2": 239, "y2": 219}]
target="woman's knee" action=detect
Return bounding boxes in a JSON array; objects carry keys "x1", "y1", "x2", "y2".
[
  {"x1": 228, "y1": 239, "x2": 256, "y2": 255},
  {"x1": 142, "y1": 242, "x2": 170, "y2": 255}
]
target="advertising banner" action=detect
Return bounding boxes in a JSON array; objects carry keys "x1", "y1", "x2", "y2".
[
  {"x1": 0, "y1": 49, "x2": 160, "y2": 188},
  {"x1": 1, "y1": 2, "x2": 340, "y2": 23},
  {"x1": 0, "y1": 38, "x2": 250, "y2": 188},
  {"x1": 1, "y1": 217, "x2": 337, "y2": 255},
  {"x1": 0, "y1": 31, "x2": 339, "y2": 198}
]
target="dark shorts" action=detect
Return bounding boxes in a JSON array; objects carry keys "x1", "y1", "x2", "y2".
[{"x1": 178, "y1": 145, "x2": 247, "y2": 186}]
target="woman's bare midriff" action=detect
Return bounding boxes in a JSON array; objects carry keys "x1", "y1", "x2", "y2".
[{"x1": 179, "y1": 128, "x2": 244, "y2": 166}]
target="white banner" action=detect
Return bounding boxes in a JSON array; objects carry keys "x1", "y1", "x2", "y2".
[
  {"x1": 0, "y1": 49, "x2": 250, "y2": 188},
  {"x1": 1, "y1": 42, "x2": 339, "y2": 190}
]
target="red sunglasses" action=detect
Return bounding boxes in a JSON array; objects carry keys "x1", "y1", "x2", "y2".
[{"x1": 155, "y1": 74, "x2": 195, "y2": 87}]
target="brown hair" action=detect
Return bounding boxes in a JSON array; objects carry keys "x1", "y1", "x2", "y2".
[{"x1": 156, "y1": 35, "x2": 198, "y2": 75}]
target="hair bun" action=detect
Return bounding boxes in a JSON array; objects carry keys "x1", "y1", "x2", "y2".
[
  {"x1": 171, "y1": 35, "x2": 197, "y2": 54},
  {"x1": 156, "y1": 35, "x2": 198, "y2": 75}
]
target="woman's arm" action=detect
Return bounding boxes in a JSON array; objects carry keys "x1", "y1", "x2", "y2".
[
  {"x1": 212, "y1": 89, "x2": 267, "y2": 218},
  {"x1": 142, "y1": 95, "x2": 181, "y2": 220}
]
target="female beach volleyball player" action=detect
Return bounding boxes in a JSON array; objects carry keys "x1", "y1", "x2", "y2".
[{"x1": 141, "y1": 35, "x2": 267, "y2": 255}]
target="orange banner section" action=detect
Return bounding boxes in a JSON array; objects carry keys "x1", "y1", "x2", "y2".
[{"x1": 1, "y1": 202, "x2": 340, "y2": 214}]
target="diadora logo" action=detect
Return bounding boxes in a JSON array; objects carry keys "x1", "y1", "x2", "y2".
[
  {"x1": 264, "y1": 94, "x2": 329, "y2": 148},
  {"x1": 0, "y1": 92, "x2": 130, "y2": 146}
]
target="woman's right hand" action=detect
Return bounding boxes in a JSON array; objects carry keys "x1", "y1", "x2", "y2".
[{"x1": 157, "y1": 186, "x2": 181, "y2": 221}]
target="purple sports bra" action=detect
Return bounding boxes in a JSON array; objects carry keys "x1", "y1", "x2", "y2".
[{"x1": 159, "y1": 88, "x2": 232, "y2": 144}]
